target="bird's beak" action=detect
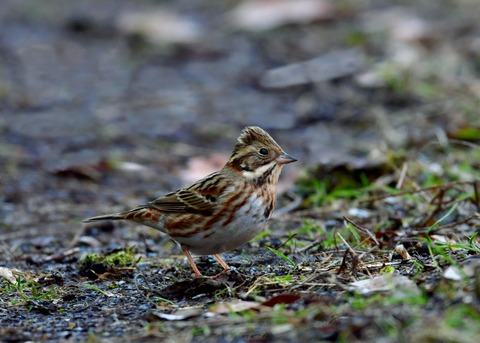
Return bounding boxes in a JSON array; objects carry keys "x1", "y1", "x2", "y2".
[{"x1": 277, "y1": 152, "x2": 297, "y2": 165}]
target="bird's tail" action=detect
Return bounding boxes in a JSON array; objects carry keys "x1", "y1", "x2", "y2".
[{"x1": 82, "y1": 213, "x2": 126, "y2": 223}]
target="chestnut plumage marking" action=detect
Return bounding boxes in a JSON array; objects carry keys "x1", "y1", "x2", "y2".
[
  {"x1": 82, "y1": 126, "x2": 297, "y2": 277},
  {"x1": 203, "y1": 230, "x2": 215, "y2": 239},
  {"x1": 168, "y1": 214, "x2": 205, "y2": 237},
  {"x1": 221, "y1": 191, "x2": 251, "y2": 227},
  {"x1": 202, "y1": 187, "x2": 240, "y2": 230},
  {"x1": 264, "y1": 203, "x2": 273, "y2": 219}
]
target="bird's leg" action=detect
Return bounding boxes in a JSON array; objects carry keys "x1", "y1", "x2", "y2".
[
  {"x1": 181, "y1": 246, "x2": 202, "y2": 277},
  {"x1": 213, "y1": 254, "x2": 230, "y2": 271},
  {"x1": 211, "y1": 254, "x2": 233, "y2": 280}
]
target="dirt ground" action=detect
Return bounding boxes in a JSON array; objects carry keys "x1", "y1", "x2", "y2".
[{"x1": 1, "y1": 0, "x2": 480, "y2": 342}]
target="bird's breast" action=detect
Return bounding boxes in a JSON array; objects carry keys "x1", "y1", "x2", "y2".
[{"x1": 169, "y1": 185, "x2": 275, "y2": 255}]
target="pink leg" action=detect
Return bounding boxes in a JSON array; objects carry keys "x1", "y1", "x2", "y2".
[
  {"x1": 213, "y1": 254, "x2": 230, "y2": 270},
  {"x1": 181, "y1": 246, "x2": 202, "y2": 277}
]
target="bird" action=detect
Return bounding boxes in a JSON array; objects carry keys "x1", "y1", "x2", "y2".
[{"x1": 83, "y1": 126, "x2": 297, "y2": 277}]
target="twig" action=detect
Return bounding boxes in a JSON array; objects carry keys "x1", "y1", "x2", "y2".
[
  {"x1": 337, "y1": 233, "x2": 359, "y2": 276},
  {"x1": 361, "y1": 180, "x2": 474, "y2": 203},
  {"x1": 44, "y1": 247, "x2": 80, "y2": 263},
  {"x1": 298, "y1": 238, "x2": 323, "y2": 253},
  {"x1": 419, "y1": 188, "x2": 445, "y2": 227},
  {"x1": 396, "y1": 162, "x2": 408, "y2": 189},
  {"x1": 432, "y1": 215, "x2": 477, "y2": 231},
  {"x1": 343, "y1": 216, "x2": 380, "y2": 246}
]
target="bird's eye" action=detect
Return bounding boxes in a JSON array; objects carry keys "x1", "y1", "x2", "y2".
[{"x1": 259, "y1": 147, "x2": 269, "y2": 156}]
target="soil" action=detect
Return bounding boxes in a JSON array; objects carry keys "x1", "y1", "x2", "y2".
[{"x1": 1, "y1": 0, "x2": 479, "y2": 342}]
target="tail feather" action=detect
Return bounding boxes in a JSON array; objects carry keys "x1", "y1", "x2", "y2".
[
  {"x1": 82, "y1": 213, "x2": 126, "y2": 223},
  {"x1": 83, "y1": 206, "x2": 160, "y2": 223}
]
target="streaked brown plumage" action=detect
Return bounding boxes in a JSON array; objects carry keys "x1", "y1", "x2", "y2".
[{"x1": 83, "y1": 126, "x2": 296, "y2": 276}]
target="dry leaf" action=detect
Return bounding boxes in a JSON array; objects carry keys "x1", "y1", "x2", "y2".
[
  {"x1": 430, "y1": 235, "x2": 458, "y2": 249},
  {"x1": 444, "y1": 258, "x2": 480, "y2": 281},
  {"x1": 443, "y1": 266, "x2": 464, "y2": 281},
  {"x1": 348, "y1": 274, "x2": 419, "y2": 295},
  {"x1": 393, "y1": 244, "x2": 412, "y2": 260},
  {"x1": 152, "y1": 306, "x2": 203, "y2": 321},
  {"x1": 260, "y1": 49, "x2": 364, "y2": 88},
  {"x1": 207, "y1": 300, "x2": 260, "y2": 316},
  {"x1": 0, "y1": 267, "x2": 22, "y2": 284},
  {"x1": 117, "y1": 10, "x2": 202, "y2": 45},
  {"x1": 261, "y1": 294, "x2": 301, "y2": 307},
  {"x1": 347, "y1": 208, "x2": 371, "y2": 219},
  {"x1": 365, "y1": 7, "x2": 432, "y2": 44},
  {"x1": 180, "y1": 153, "x2": 228, "y2": 184},
  {"x1": 117, "y1": 162, "x2": 151, "y2": 173},
  {"x1": 230, "y1": 0, "x2": 333, "y2": 31}
]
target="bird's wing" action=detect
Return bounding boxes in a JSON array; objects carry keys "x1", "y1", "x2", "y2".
[
  {"x1": 144, "y1": 171, "x2": 228, "y2": 215},
  {"x1": 146, "y1": 189, "x2": 216, "y2": 215}
]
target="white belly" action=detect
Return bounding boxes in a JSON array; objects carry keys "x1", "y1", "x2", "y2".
[
  {"x1": 175, "y1": 215, "x2": 267, "y2": 255},
  {"x1": 173, "y1": 192, "x2": 270, "y2": 255}
]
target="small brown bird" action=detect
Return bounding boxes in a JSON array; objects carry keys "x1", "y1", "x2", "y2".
[{"x1": 83, "y1": 126, "x2": 297, "y2": 276}]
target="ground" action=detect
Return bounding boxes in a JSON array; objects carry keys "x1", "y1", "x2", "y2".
[{"x1": 1, "y1": 0, "x2": 480, "y2": 342}]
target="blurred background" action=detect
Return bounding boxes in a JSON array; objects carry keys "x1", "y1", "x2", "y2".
[{"x1": 1, "y1": 0, "x2": 479, "y2": 238}]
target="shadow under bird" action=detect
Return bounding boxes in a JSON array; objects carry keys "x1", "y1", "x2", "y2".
[{"x1": 83, "y1": 126, "x2": 297, "y2": 276}]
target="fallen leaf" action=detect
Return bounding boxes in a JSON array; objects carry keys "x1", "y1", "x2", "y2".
[
  {"x1": 180, "y1": 153, "x2": 229, "y2": 184},
  {"x1": 444, "y1": 258, "x2": 480, "y2": 281},
  {"x1": 117, "y1": 10, "x2": 202, "y2": 45},
  {"x1": 54, "y1": 165, "x2": 103, "y2": 181},
  {"x1": 150, "y1": 307, "x2": 203, "y2": 321},
  {"x1": 347, "y1": 208, "x2": 371, "y2": 219},
  {"x1": 117, "y1": 162, "x2": 151, "y2": 172},
  {"x1": 230, "y1": 0, "x2": 334, "y2": 31},
  {"x1": 443, "y1": 266, "x2": 464, "y2": 281},
  {"x1": 430, "y1": 235, "x2": 457, "y2": 248},
  {"x1": 348, "y1": 274, "x2": 420, "y2": 295},
  {"x1": 76, "y1": 235, "x2": 103, "y2": 247},
  {"x1": 207, "y1": 300, "x2": 260, "y2": 315},
  {"x1": 260, "y1": 49, "x2": 364, "y2": 88},
  {"x1": 0, "y1": 267, "x2": 21, "y2": 284},
  {"x1": 261, "y1": 294, "x2": 301, "y2": 307},
  {"x1": 448, "y1": 126, "x2": 480, "y2": 141},
  {"x1": 393, "y1": 244, "x2": 412, "y2": 260},
  {"x1": 371, "y1": 7, "x2": 432, "y2": 44}
]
